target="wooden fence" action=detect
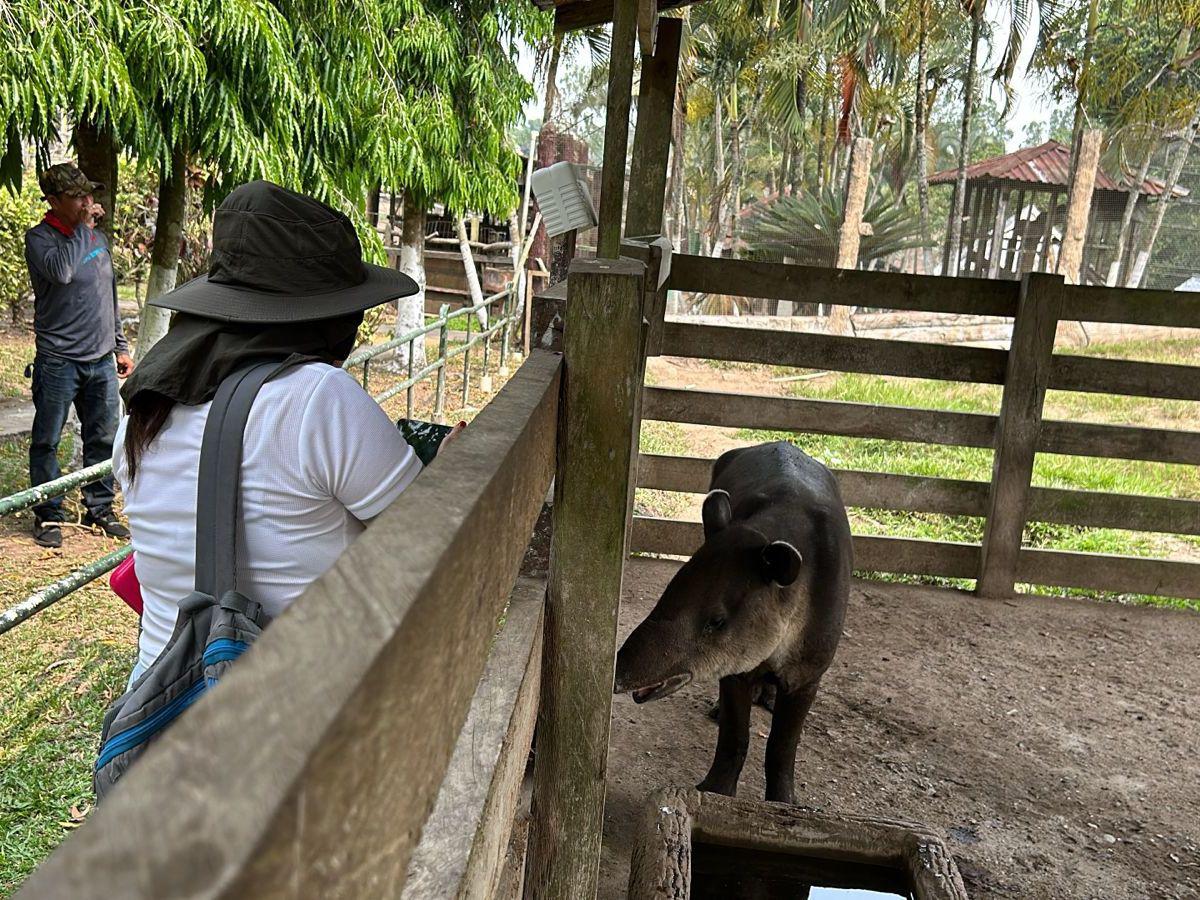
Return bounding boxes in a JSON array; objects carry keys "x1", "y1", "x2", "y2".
[
  {"x1": 632, "y1": 254, "x2": 1200, "y2": 601},
  {"x1": 18, "y1": 248, "x2": 658, "y2": 900},
  {"x1": 17, "y1": 244, "x2": 1200, "y2": 900}
]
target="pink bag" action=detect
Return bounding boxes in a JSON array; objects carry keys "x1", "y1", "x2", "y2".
[{"x1": 109, "y1": 554, "x2": 142, "y2": 615}]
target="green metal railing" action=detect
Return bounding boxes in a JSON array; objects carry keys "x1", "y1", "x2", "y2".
[{"x1": 0, "y1": 284, "x2": 522, "y2": 637}]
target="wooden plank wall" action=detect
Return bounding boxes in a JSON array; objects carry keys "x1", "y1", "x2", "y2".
[{"x1": 632, "y1": 256, "x2": 1200, "y2": 601}]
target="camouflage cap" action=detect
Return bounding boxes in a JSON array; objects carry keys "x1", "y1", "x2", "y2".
[{"x1": 38, "y1": 163, "x2": 103, "y2": 199}]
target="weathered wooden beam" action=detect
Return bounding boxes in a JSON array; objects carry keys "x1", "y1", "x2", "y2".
[
  {"x1": 1016, "y1": 548, "x2": 1200, "y2": 600},
  {"x1": 1059, "y1": 283, "x2": 1200, "y2": 328},
  {"x1": 666, "y1": 253, "x2": 1020, "y2": 317},
  {"x1": 625, "y1": 17, "x2": 682, "y2": 238},
  {"x1": 1038, "y1": 418, "x2": 1200, "y2": 466},
  {"x1": 526, "y1": 257, "x2": 647, "y2": 898},
  {"x1": 977, "y1": 273, "x2": 1064, "y2": 598},
  {"x1": 403, "y1": 578, "x2": 544, "y2": 900},
  {"x1": 636, "y1": 453, "x2": 1200, "y2": 535},
  {"x1": 1058, "y1": 129, "x2": 1104, "y2": 284},
  {"x1": 553, "y1": 0, "x2": 700, "y2": 32},
  {"x1": 630, "y1": 517, "x2": 982, "y2": 580},
  {"x1": 660, "y1": 320, "x2": 1009, "y2": 384},
  {"x1": 641, "y1": 386, "x2": 999, "y2": 448},
  {"x1": 1050, "y1": 353, "x2": 1200, "y2": 402},
  {"x1": 636, "y1": 0, "x2": 657, "y2": 54},
  {"x1": 597, "y1": 0, "x2": 639, "y2": 259},
  {"x1": 18, "y1": 352, "x2": 561, "y2": 899}
]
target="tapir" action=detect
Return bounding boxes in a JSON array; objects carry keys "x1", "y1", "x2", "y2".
[{"x1": 614, "y1": 441, "x2": 852, "y2": 804}]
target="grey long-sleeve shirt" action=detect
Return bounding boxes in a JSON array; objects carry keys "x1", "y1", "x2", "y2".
[{"x1": 24, "y1": 218, "x2": 130, "y2": 361}]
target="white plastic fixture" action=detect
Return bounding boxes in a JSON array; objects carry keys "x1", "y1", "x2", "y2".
[{"x1": 530, "y1": 161, "x2": 598, "y2": 237}]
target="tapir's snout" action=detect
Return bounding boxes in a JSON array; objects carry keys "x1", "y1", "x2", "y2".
[{"x1": 613, "y1": 618, "x2": 693, "y2": 703}]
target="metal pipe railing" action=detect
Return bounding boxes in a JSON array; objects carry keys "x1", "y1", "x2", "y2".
[{"x1": 0, "y1": 545, "x2": 133, "y2": 637}]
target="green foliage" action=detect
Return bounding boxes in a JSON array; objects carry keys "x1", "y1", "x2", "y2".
[
  {"x1": 746, "y1": 181, "x2": 931, "y2": 267},
  {"x1": 0, "y1": 177, "x2": 44, "y2": 322}
]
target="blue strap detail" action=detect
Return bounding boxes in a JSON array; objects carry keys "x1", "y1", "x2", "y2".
[
  {"x1": 82, "y1": 247, "x2": 104, "y2": 264},
  {"x1": 95, "y1": 679, "x2": 207, "y2": 770},
  {"x1": 203, "y1": 638, "x2": 249, "y2": 667}
]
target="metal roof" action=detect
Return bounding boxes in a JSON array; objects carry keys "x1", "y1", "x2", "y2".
[{"x1": 929, "y1": 140, "x2": 1188, "y2": 197}]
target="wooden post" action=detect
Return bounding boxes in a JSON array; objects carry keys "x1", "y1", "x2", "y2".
[
  {"x1": 526, "y1": 256, "x2": 648, "y2": 898},
  {"x1": 597, "y1": 0, "x2": 639, "y2": 258},
  {"x1": 625, "y1": 17, "x2": 683, "y2": 238},
  {"x1": 830, "y1": 137, "x2": 873, "y2": 334},
  {"x1": 976, "y1": 272, "x2": 1064, "y2": 598},
  {"x1": 1057, "y1": 129, "x2": 1103, "y2": 284}
]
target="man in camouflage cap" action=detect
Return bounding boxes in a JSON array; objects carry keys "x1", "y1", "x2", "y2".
[{"x1": 24, "y1": 163, "x2": 134, "y2": 547}]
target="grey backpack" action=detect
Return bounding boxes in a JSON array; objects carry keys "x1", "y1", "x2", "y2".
[{"x1": 94, "y1": 360, "x2": 296, "y2": 800}]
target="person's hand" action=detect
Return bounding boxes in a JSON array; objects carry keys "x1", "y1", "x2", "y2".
[
  {"x1": 83, "y1": 202, "x2": 105, "y2": 227},
  {"x1": 443, "y1": 421, "x2": 466, "y2": 446},
  {"x1": 116, "y1": 352, "x2": 135, "y2": 377}
]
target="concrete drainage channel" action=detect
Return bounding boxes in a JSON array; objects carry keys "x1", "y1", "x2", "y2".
[{"x1": 628, "y1": 786, "x2": 970, "y2": 899}]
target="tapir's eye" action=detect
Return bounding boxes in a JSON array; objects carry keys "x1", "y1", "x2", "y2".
[{"x1": 703, "y1": 616, "x2": 727, "y2": 635}]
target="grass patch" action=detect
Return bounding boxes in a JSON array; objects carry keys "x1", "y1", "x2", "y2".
[
  {"x1": 0, "y1": 580, "x2": 136, "y2": 893},
  {"x1": 0, "y1": 327, "x2": 34, "y2": 399}
]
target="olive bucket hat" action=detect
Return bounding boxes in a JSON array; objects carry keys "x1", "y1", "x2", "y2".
[
  {"x1": 39, "y1": 163, "x2": 103, "y2": 198},
  {"x1": 149, "y1": 180, "x2": 417, "y2": 323}
]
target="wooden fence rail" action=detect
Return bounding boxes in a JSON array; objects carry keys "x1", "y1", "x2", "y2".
[
  {"x1": 19, "y1": 350, "x2": 561, "y2": 899},
  {"x1": 639, "y1": 264, "x2": 1200, "y2": 601}
]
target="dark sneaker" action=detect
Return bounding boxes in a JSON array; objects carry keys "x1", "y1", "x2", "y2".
[
  {"x1": 83, "y1": 510, "x2": 131, "y2": 540},
  {"x1": 33, "y1": 520, "x2": 63, "y2": 548}
]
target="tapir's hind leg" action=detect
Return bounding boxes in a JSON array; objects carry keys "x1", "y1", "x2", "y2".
[
  {"x1": 764, "y1": 680, "x2": 821, "y2": 804},
  {"x1": 697, "y1": 674, "x2": 753, "y2": 796}
]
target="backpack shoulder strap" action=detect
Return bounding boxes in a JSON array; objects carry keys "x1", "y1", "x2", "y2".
[{"x1": 194, "y1": 360, "x2": 299, "y2": 599}]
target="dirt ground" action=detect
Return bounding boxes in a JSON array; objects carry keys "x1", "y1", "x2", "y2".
[{"x1": 600, "y1": 558, "x2": 1200, "y2": 900}]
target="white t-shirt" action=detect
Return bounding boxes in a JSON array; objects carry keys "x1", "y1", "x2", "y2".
[{"x1": 113, "y1": 363, "x2": 422, "y2": 670}]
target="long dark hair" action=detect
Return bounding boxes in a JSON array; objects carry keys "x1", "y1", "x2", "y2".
[{"x1": 124, "y1": 392, "x2": 176, "y2": 483}]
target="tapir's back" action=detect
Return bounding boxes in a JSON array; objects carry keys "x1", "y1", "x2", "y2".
[{"x1": 710, "y1": 441, "x2": 851, "y2": 580}]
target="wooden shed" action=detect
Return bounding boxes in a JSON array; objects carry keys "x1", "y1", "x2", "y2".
[{"x1": 930, "y1": 140, "x2": 1187, "y2": 284}]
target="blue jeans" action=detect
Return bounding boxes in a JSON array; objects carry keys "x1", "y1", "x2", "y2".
[{"x1": 29, "y1": 352, "x2": 119, "y2": 522}]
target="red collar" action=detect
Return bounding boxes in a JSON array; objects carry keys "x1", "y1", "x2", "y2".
[{"x1": 44, "y1": 211, "x2": 75, "y2": 238}]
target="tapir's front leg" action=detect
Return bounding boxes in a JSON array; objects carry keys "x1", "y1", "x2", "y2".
[
  {"x1": 698, "y1": 674, "x2": 753, "y2": 796},
  {"x1": 764, "y1": 680, "x2": 821, "y2": 804}
]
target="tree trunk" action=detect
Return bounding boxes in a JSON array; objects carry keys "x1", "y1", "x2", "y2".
[
  {"x1": 1057, "y1": 129, "x2": 1103, "y2": 284},
  {"x1": 1061, "y1": 0, "x2": 1100, "y2": 261},
  {"x1": 666, "y1": 82, "x2": 688, "y2": 248},
  {"x1": 816, "y1": 90, "x2": 830, "y2": 190},
  {"x1": 72, "y1": 119, "x2": 118, "y2": 245},
  {"x1": 1130, "y1": 108, "x2": 1200, "y2": 287},
  {"x1": 709, "y1": 89, "x2": 727, "y2": 257},
  {"x1": 393, "y1": 190, "x2": 428, "y2": 367},
  {"x1": 137, "y1": 144, "x2": 188, "y2": 358},
  {"x1": 366, "y1": 181, "x2": 382, "y2": 232},
  {"x1": 914, "y1": 0, "x2": 933, "y2": 274},
  {"x1": 456, "y1": 216, "x2": 488, "y2": 328},
  {"x1": 1109, "y1": 140, "x2": 1155, "y2": 286},
  {"x1": 542, "y1": 34, "x2": 564, "y2": 130},
  {"x1": 508, "y1": 210, "x2": 526, "y2": 338},
  {"x1": 945, "y1": 2, "x2": 982, "y2": 277}
]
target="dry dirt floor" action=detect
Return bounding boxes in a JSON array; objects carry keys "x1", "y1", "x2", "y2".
[{"x1": 599, "y1": 558, "x2": 1200, "y2": 900}]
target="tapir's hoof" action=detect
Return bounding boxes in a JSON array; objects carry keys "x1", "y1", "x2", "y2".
[{"x1": 696, "y1": 778, "x2": 737, "y2": 797}]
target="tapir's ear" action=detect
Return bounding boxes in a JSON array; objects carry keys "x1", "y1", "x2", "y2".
[
  {"x1": 702, "y1": 490, "x2": 732, "y2": 539},
  {"x1": 762, "y1": 541, "x2": 803, "y2": 587}
]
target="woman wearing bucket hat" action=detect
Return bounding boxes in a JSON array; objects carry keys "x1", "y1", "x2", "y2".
[{"x1": 113, "y1": 181, "x2": 451, "y2": 681}]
